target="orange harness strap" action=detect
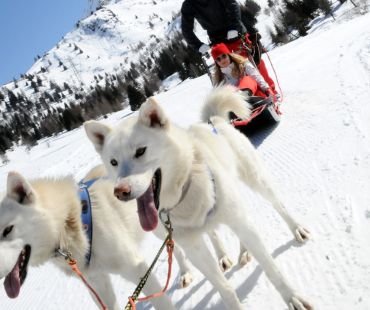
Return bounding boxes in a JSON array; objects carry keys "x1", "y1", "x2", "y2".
[
  {"x1": 62, "y1": 237, "x2": 173, "y2": 310},
  {"x1": 68, "y1": 259, "x2": 109, "y2": 310},
  {"x1": 61, "y1": 215, "x2": 174, "y2": 310},
  {"x1": 127, "y1": 238, "x2": 175, "y2": 310}
]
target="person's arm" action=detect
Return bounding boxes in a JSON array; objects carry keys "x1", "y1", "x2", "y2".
[
  {"x1": 220, "y1": 0, "x2": 243, "y2": 33},
  {"x1": 244, "y1": 61, "x2": 269, "y2": 91},
  {"x1": 181, "y1": 2, "x2": 204, "y2": 51}
]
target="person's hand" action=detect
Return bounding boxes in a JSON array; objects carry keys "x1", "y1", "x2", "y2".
[
  {"x1": 198, "y1": 44, "x2": 210, "y2": 55},
  {"x1": 227, "y1": 30, "x2": 239, "y2": 40}
]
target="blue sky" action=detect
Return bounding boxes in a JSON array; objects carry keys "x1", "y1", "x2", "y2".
[{"x1": 0, "y1": 0, "x2": 87, "y2": 85}]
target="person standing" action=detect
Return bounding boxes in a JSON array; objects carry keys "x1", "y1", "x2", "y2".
[
  {"x1": 180, "y1": 0, "x2": 277, "y2": 93},
  {"x1": 181, "y1": 0, "x2": 245, "y2": 54}
]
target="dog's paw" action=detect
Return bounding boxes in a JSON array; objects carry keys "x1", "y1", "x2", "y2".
[
  {"x1": 293, "y1": 226, "x2": 311, "y2": 243},
  {"x1": 219, "y1": 255, "x2": 233, "y2": 272},
  {"x1": 239, "y1": 251, "x2": 252, "y2": 266},
  {"x1": 179, "y1": 272, "x2": 193, "y2": 288},
  {"x1": 288, "y1": 295, "x2": 314, "y2": 310}
]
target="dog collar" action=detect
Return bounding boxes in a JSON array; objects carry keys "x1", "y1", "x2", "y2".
[{"x1": 78, "y1": 178, "x2": 98, "y2": 266}]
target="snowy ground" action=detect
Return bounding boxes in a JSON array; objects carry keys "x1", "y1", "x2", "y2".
[{"x1": 1, "y1": 8, "x2": 370, "y2": 310}]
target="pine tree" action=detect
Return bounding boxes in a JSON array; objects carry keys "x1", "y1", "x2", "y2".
[
  {"x1": 269, "y1": 23, "x2": 290, "y2": 45},
  {"x1": 63, "y1": 82, "x2": 72, "y2": 92},
  {"x1": 1, "y1": 153, "x2": 10, "y2": 164},
  {"x1": 21, "y1": 130, "x2": 37, "y2": 148},
  {"x1": 45, "y1": 91, "x2": 54, "y2": 102},
  {"x1": 61, "y1": 103, "x2": 84, "y2": 130},
  {"x1": 53, "y1": 92, "x2": 61, "y2": 101},
  {"x1": 144, "y1": 84, "x2": 154, "y2": 98},
  {"x1": 0, "y1": 125, "x2": 13, "y2": 154},
  {"x1": 127, "y1": 84, "x2": 146, "y2": 111},
  {"x1": 31, "y1": 80, "x2": 39, "y2": 92},
  {"x1": 156, "y1": 48, "x2": 181, "y2": 79},
  {"x1": 129, "y1": 65, "x2": 140, "y2": 79},
  {"x1": 278, "y1": 2, "x2": 313, "y2": 36},
  {"x1": 50, "y1": 80, "x2": 59, "y2": 90},
  {"x1": 7, "y1": 90, "x2": 18, "y2": 105},
  {"x1": 13, "y1": 78, "x2": 18, "y2": 88},
  {"x1": 240, "y1": 0, "x2": 261, "y2": 34},
  {"x1": 318, "y1": 0, "x2": 333, "y2": 17}
]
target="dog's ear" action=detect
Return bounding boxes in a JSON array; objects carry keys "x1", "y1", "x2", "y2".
[
  {"x1": 84, "y1": 121, "x2": 112, "y2": 153},
  {"x1": 7, "y1": 172, "x2": 35, "y2": 205},
  {"x1": 138, "y1": 97, "x2": 169, "y2": 130}
]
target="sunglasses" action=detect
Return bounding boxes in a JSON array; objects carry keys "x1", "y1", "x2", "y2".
[{"x1": 215, "y1": 54, "x2": 228, "y2": 62}]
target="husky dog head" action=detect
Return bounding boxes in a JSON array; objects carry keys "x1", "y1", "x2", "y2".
[
  {"x1": 84, "y1": 98, "x2": 173, "y2": 232},
  {"x1": 0, "y1": 172, "x2": 56, "y2": 298}
]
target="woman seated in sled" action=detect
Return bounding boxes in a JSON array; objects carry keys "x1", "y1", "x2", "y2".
[{"x1": 211, "y1": 43, "x2": 275, "y2": 99}]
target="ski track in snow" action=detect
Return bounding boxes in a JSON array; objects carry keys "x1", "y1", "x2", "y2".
[
  {"x1": 252, "y1": 12, "x2": 370, "y2": 309},
  {"x1": 1, "y1": 9, "x2": 370, "y2": 310}
]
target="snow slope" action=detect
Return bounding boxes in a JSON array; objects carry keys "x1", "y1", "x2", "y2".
[
  {"x1": 0, "y1": 0, "x2": 185, "y2": 116},
  {"x1": 1, "y1": 7, "x2": 370, "y2": 310}
]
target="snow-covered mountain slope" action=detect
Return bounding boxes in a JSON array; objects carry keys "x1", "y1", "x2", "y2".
[
  {"x1": 1, "y1": 0, "x2": 355, "y2": 119},
  {"x1": 0, "y1": 0, "x2": 184, "y2": 115},
  {"x1": 0, "y1": 0, "x2": 278, "y2": 115},
  {"x1": 0, "y1": 5, "x2": 370, "y2": 309},
  {"x1": 26, "y1": 0, "x2": 183, "y2": 86}
]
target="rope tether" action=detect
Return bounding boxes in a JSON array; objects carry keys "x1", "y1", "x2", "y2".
[
  {"x1": 57, "y1": 207, "x2": 174, "y2": 310},
  {"x1": 264, "y1": 49, "x2": 284, "y2": 104},
  {"x1": 56, "y1": 249, "x2": 108, "y2": 310},
  {"x1": 68, "y1": 259, "x2": 109, "y2": 310},
  {"x1": 125, "y1": 210, "x2": 174, "y2": 310}
]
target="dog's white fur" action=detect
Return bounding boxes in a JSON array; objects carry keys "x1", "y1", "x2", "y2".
[
  {"x1": 0, "y1": 165, "x2": 175, "y2": 310},
  {"x1": 84, "y1": 86, "x2": 313, "y2": 309}
]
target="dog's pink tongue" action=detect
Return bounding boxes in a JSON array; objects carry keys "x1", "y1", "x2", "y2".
[
  {"x1": 136, "y1": 184, "x2": 158, "y2": 231},
  {"x1": 4, "y1": 261, "x2": 21, "y2": 299}
]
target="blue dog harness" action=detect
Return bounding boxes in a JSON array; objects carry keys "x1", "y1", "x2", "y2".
[{"x1": 78, "y1": 178, "x2": 98, "y2": 266}]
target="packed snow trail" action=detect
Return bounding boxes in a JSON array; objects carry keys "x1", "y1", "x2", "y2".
[{"x1": 1, "y1": 10, "x2": 370, "y2": 310}]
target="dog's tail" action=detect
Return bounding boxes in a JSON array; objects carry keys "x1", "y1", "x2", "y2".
[{"x1": 201, "y1": 86, "x2": 251, "y2": 122}]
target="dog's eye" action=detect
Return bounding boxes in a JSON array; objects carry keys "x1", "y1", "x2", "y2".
[
  {"x1": 110, "y1": 159, "x2": 118, "y2": 166},
  {"x1": 2, "y1": 225, "x2": 14, "y2": 238},
  {"x1": 135, "y1": 147, "x2": 146, "y2": 158}
]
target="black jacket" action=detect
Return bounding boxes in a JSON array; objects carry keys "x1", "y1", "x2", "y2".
[{"x1": 181, "y1": 0, "x2": 246, "y2": 51}]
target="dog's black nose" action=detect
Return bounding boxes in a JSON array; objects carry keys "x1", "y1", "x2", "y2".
[{"x1": 114, "y1": 184, "x2": 131, "y2": 201}]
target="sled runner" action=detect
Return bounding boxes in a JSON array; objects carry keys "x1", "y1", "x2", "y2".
[{"x1": 230, "y1": 93, "x2": 281, "y2": 134}]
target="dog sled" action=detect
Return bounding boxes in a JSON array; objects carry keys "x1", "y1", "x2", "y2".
[
  {"x1": 202, "y1": 55, "x2": 281, "y2": 135},
  {"x1": 231, "y1": 77, "x2": 281, "y2": 134}
]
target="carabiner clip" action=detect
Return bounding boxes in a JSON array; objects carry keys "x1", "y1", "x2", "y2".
[{"x1": 159, "y1": 208, "x2": 172, "y2": 233}]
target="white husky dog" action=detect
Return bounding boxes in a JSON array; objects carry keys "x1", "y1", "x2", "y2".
[
  {"x1": 0, "y1": 165, "x2": 175, "y2": 310},
  {"x1": 84, "y1": 86, "x2": 313, "y2": 309}
]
